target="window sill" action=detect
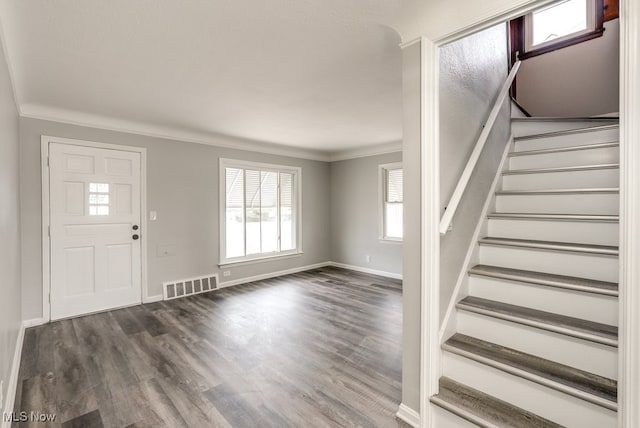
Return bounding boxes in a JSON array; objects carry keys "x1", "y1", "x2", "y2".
[
  {"x1": 219, "y1": 251, "x2": 304, "y2": 268},
  {"x1": 520, "y1": 28, "x2": 605, "y2": 60},
  {"x1": 379, "y1": 237, "x2": 403, "y2": 244}
]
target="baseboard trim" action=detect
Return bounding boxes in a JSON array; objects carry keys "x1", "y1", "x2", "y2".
[
  {"x1": 143, "y1": 294, "x2": 163, "y2": 304},
  {"x1": 2, "y1": 322, "x2": 26, "y2": 428},
  {"x1": 328, "y1": 262, "x2": 403, "y2": 280},
  {"x1": 22, "y1": 318, "x2": 46, "y2": 328},
  {"x1": 396, "y1": 403, "x2": 420, "y2": 427},
  {"x1": 218, "y1": 262, "x2": 333, "y2": 288}
]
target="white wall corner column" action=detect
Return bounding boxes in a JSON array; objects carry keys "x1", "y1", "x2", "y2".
[
  {"x1": 618, "y1": 0, "x2": 640, "y2": 426},
  {"x1": 420, "y1": 35, "x2": 441, "y2": 428}
]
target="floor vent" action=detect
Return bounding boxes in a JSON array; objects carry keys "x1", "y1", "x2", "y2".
[{"x1": 163, "y1": 274, "x2": 219, "y2": 301}]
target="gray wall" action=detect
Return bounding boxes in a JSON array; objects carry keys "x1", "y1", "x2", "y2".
[
  {"x1": 439, "y1": 23, "x2": 510, "y2": 320},
  {"x1": 0, "y1": 38, "x2": 21, "y2": 414},
  {"x1": 517, "y1": 19, "x2": 619, "y2": 117},
  {"x1": 20, "y1": 118, "x2": 331, "y2": 320},
  {"x1": 401, "y1": 41, "x2": 422, "y2": 412},
  {"x1": 330, "y1": 152, "x2": 403, "y2": 275}
]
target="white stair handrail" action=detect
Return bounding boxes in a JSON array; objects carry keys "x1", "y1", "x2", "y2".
[{"x1": 439, "y1": 60, "x2": 521, "y2": 235}]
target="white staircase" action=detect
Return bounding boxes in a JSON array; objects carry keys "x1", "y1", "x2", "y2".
[{"x1": 432, "y1": 118, "x2": 620, "y2": 427}]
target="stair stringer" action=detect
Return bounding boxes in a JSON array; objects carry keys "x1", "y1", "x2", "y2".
[{"x1": 439, "y1": 135, "x2": 514, "y2": 343}]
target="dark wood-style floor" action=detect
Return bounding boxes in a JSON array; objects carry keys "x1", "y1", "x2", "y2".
[{"x1": 12, "y1": 267, "x2": 403, "y2": 428}]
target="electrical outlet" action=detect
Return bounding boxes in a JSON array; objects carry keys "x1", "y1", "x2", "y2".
[
  {"x1": 365, "y1": 255, "x2": 371, "y2": 264},
  {"x1": 223, "y1": 271, "x2": 231, "y2": 277}
]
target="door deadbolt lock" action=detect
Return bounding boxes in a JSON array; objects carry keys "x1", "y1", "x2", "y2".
[{"x1": 132, "y1": 225, "x2": 139, "y2": 230}]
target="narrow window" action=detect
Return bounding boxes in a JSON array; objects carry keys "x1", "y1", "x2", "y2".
[{"x1": 380, "y1": 163, "x2": 403, "y2": 241}]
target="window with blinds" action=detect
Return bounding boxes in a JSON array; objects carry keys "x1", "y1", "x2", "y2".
[
  {"x1": 380, "y1": 163, "x2": 403, "y2": 241},
  {"x1": 221, "y1": 159, "x2": 300, "y2": 263}
]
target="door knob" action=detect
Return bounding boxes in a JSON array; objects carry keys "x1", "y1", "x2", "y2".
[
  {"x1": 133, "y1": 225, "x2": 139, "y2": 230},
  {"x1": 132, "y1": 234, "x2": 139, "y2": 240}
]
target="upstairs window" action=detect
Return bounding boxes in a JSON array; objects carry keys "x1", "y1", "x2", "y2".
[
  {"x1": 220, "y1": 159, "x2": 301, "y2": 264},
  {"x1": 511, "y1": 0, "x2": 610, "y2": 61},
  {"x1": 380, "y1": 163, "x2": 403, "y2": 241}
]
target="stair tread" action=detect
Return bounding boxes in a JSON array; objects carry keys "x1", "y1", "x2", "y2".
[
  {"x1": 514, "y1": 124, "x2": 619, "y2": 141},
  {"x1": 479, "y1": 237, "x2": 618, "y2": 256},
  {"x1": 469, "y1": 264, "x2": 618, "y2": 296},
  {"x1": 432, "y1": 377, "x2": 564, "y2": 428},
  {"x1": 509, "y1": 142, "x2": 619, "y2": 158},
  {"x1": 512, "y1": 117, "x2": 618, "y2": 122},
  {"x1": 503, "y1": 163, "x2": 619, "y2": 175},
  {"x1": 444, "y1": 333, "x2": 617, "y2": 408},
  {"x1": 496, "y1": 188, "x2": 618, "y2": 195},
  {"x1": 457, "y1": 296, "x2": 618, "y2": 347},
  {"x1": 488, "y1": 213, "x2": 619, "y2": 223}
]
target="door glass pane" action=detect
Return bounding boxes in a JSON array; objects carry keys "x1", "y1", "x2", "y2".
[
  {"x1": 89, "y1": 182, "x2": 110, "y2": 216},
  {"x1": 280, "y1": 173, "x2": 294, "y2": 251},
  {"x1": 245, "y1": 170, "x2": 261, "y2": 255},
  {"x1": 225, "y1": 168, "x2": 245, "y2": 258},
  {"x1": 261, "y1": 171, "x2": 278, "y2": 253}
]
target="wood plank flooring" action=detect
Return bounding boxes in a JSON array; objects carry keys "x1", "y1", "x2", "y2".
[{"x1": 12, "y1": 267, "x2": 403, "y2": 428}]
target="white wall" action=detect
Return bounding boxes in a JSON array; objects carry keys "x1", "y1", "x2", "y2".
[
  {"x1": 516, "y1": 19, "x2": 619, "y2": 116},
  {"x1": 330, "y1": 152, "x2": 403, "y2": 276},
  {"x1": 401, "y1": 40, "x2": 422, "y2": 413},
  {"x1": 19, "y1": 118, "x2": 332, "y2": 320},
  {"x1": 0, "y1": 34, "x2": 21, "y2": 417},
  {"x1": 439, "y1": 23, "x2": 511, "y2": 322}
]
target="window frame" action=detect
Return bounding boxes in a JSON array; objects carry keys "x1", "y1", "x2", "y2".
[
  {"x1": 511, "y1": 0, "x2": 606, "y2": 61},
  {"x1": 378, "y1": 162, "x2": 403, "y2": 243},
  {"x1": 219, "y1": 158, "x2": 302, "y2": 266}
]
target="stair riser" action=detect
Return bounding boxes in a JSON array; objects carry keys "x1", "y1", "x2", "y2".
[
  {"x1": 480, "y1": 245, "x2": 618, "y2": 282},
  {"x1": 509, "y1": 147, "x2": 619, "y2": 170},
  {"x1": 502, "y1": 168, "x2": 619, "y2": 191},
  {"x1": 487, "y1": 219, "x2": 619, "y2": 246},
  {"x1": 457, "y1": 311, "x2": 617, "y2": 379},
  {"x1": 443, "y1": 353, "x2": 617, "y2": 427},
  {"x1": 468, "y1": 276, "x2": 618, "y2": 325},
  {"x1": 511, "y1": 121, "x2": 618, "y2": 138},
  {"x1": 514, "y1": 128, "x2": 619, "y2": 152},
  {"x1": 496, "y1": 193, "x2": 619, "y2": 215},
  {"x1": 431, "y1": 404, "x2": 480, "y2": 428}
]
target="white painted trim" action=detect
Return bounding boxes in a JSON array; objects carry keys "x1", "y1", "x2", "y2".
[
  {"x1": 143, "y1": 295, "x2": 163, "y2": 304},
  {"x1": 329, "y1": 142, "x2": 403, "y2": 162},
  {"x1": 22, "y1": 318, "x2": 46, "y2": 328},
  {"x1": 438, "y1": 135, "x2": 514, "y2": 343},
  {"x1": 396, "y1": 403, "x2": 420, "y2": 427},
  {"x1": 328, "y1": 262, "x2": 403, "y2": 280},
  {"x1": 400, "y1": 37, "x2": 422, "y2": 49},
  {"x1": 41, "y1": 136, "x2": 148, "y2": 322},
  {"x1": 420, "y1": 36, "x2": 441, "y2": 428},
  {"x1": 618, "y1": 0, "x2": 640, "y2": 425},
  {"x1": 439, "y1": 61, "x2": 520, "y2": 235},
  {"x1": 219, "y1": 251, "x2": 304, "y2": 268},
  {"x1": 2, "y1": 323, "x2": 25, "y2": 428},
  {"x1": 218, "y1": 262, "x2": 332, "y2": 288}
]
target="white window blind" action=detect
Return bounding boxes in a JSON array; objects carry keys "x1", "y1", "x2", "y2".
[{"x1": 221, "y1": 159, "x2": 301, "y2": 264}]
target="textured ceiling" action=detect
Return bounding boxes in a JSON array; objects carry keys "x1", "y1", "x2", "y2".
[{"x1": 0, "y1": 0, "x2": 406, "y2": 156}]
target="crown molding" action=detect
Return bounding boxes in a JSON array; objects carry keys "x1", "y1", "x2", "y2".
[
  {"x1": 400, "y1": 36, "x2": 422, "y2": 49},
  {"x1": 20, "y1": 103, "x2": 333, "y2": 162},
  {"x1": 329, "y1": 140, "x2": 402, "y2": 162},
  {"x1": 21, "y1": 103, "x2": 403, "y2": 163}
]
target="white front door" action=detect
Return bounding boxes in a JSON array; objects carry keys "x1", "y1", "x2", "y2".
[{"x1": 49, "y1": 142, "x2": 142, "y2": 320}]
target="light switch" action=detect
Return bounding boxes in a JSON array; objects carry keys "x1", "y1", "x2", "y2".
[{"x1": 149, "y1": 210, "x2": 157, "y2": 221}]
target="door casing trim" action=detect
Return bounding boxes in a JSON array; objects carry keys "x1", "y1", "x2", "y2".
[{"x1": 41, "y1": 135, "x2": 148, "y2": 323}]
